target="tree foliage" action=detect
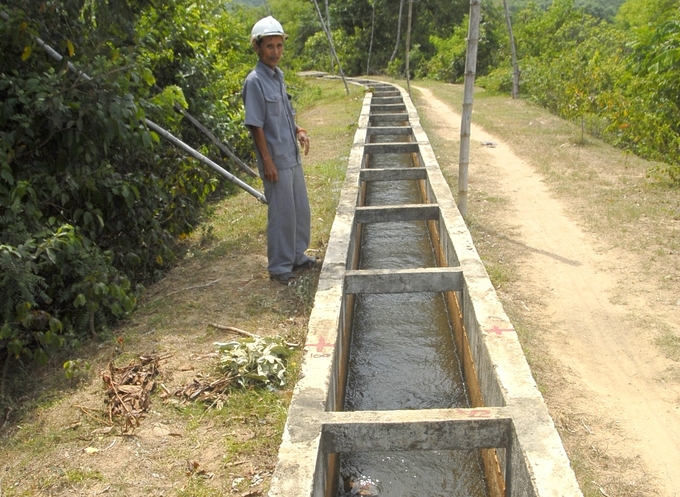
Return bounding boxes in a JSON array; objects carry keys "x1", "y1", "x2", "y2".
[
  {"x1": 423, "y1": 6, "x2": 504, "y2": 82},
  {"x1": 3, "y1": 0, "x2": 679, "y2": 369},
  {"x1": 477, "y1": 0, "x2": 680, "y2": 183},
  {"x1": 509, "y1": 0, "x2": 626, "y2": 20},
  {"x1": 0, "y1": 0, "x2": 260, "y2": 364},
  {"x1": 273, "y1": 0, "x2": 474, "y2": 77}
]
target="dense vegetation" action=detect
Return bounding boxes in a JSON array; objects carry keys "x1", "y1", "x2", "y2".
[
  {"x1": 276, "y1": 0, "x2": 680, "y2": 181},
  {"x1": 0, "y1": 0, "x2": 269, "y2": 365},
  {"x1": 2, "y1": 0, "x2": 678, "y2": 370},
  {"x1": 483, "y1": 0, "x2": 680, "y2": 182}
]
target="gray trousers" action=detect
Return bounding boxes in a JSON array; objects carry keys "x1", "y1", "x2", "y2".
[{"x1": 263, "y1": 164, "x2": 311, "y2": 275}]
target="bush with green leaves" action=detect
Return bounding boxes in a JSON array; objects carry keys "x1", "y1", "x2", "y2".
[
  {"x1": 478, "y1": 0, "x2": 680, "y2": 184},
  {"x1": 0, "y1": 0, "x2": 261, "y2": 364},
  {"x1": 424, "y1": 9, "x2": 504, "y2": 83}
]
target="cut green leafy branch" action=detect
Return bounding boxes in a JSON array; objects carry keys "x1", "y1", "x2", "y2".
[{"x1": 215, "y1": 337, "x2": 297, "y2": 389}]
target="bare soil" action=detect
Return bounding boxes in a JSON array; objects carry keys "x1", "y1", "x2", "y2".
[{"x1": 414, "y1": 85, "x2": 680, "y2": 497}]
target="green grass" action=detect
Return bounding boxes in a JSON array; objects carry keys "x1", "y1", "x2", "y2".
[
  {"x1": 64, "y1": 468, "x2": 104, "y2": 484},
  {"x1": 655, "y1": 331, "x2": 680, "y2": 362},
  {"x1": 0, "y1": 77, "x2": 363, "y2": 497}
]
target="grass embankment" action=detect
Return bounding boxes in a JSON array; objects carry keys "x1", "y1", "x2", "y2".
[
  {"x1": 409, "y1": 79, "x2": 679, "y2": 497},
  {"x1": 2, "y1": 75, "x2": 677, "y2": 497},
  {"x1": 0, "y1": 78, "x2": 364, "y2": 497}
]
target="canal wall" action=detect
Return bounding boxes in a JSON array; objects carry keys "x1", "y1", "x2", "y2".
[{"x1": 267, "y1": 79, "x2": 583, "y2": 497}]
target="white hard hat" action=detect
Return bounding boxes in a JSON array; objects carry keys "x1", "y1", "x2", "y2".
[{"x1": 250, "y1": 16, "x2": 288, "y2": 43}]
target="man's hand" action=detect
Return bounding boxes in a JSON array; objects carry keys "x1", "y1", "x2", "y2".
[
  {"x1": 297, "y1": 129, "x2": 310, "y2": 156},
  {"x1": 251, "y1": 126, "x2": 278, "y2": 182},
  {"x1": 263, "y1": 157, "x2": 278, "y2": 182}
]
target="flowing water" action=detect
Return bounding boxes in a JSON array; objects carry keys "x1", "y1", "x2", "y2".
[{"x1": 338, "y1": 134, "x2": 488, "y2": 496}]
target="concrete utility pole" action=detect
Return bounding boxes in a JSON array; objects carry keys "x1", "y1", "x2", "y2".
[
  {"x1": 311, "y1": 0, "x2": 349, "y2": 94},
  {"x1": 458, "y1": 0, "x2": 481, "y2": 217}
]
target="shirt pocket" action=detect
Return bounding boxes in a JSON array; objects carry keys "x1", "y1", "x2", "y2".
[{"x1": 265, "y1": 95, "x2": 282, "y2": 118}]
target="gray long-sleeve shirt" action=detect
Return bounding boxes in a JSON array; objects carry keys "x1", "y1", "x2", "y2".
[{"x1": 242, "y1": 61, "x2": 300, "y2": 172}]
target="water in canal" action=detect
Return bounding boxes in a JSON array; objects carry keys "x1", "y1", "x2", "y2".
[{"x1": 339, "y1": 133, "x2": 488, "y2": 496}]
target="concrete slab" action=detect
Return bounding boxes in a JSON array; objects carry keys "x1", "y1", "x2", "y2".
[{"x1": 344, "y1": 267, "x2": 464, "y2": 294}]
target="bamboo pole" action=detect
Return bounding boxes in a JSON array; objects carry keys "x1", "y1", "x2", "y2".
[
  {"x1": 0, "y1": 10, "x2": 266, "y2": 203},
  {"x1": 366, "y1": 0, "x2": 376, "y2": 75},
  {"x1": 390, "y1": 0, "x2": 405, "y2": 64},
  {"x1": 458, "y1": 0, "x2": 482, "y2": 217},
  {"x1": 502, "y1": 0, "x2": 520, "y2": 99},
  {"x1": 310, "y1": 0, "x2": 350, "y2": 95},
  {"x1": 325, "y1": 0, "x2": 333, "y2": 74},
  {"x1": 405, "y1": 0, "x2": 413, "y2": 97}
]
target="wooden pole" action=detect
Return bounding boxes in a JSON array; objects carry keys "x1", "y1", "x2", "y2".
[
  {"x1": 325, "y1": 0, "x2": 333, "y2": 74},
  {"x1": 458, "y1": 0, "x2": 482, "y2": 217},
  {"x1": 311, "y1": 0, "x2": 350, "y2": 94},
  {"x1": 502, "y1": 0, "x2": 520, "y2": 99},
  {"x1": 367, "y1": 0, "x2": 376, "y2": 75},
  {"x1": 390, "y1": 0, "x2": 405, "y2": 64},
  {"x1": 405, "y1": 0, "x2": 413, "y2": 97}
]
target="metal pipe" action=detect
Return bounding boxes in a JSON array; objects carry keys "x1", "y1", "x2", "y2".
[
  {"x1": 173, "y1": 103, "x2": 258, "y2": 178},
  {"x1": 144, "y1": 119, "x2": 266, "y2": 203}
]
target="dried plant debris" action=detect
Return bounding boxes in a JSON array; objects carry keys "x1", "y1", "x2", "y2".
[
  {"x1": 186, "y1": 459, "x2": 213, "y2": 479},
  {"x1": 165, "y1": 372, "x2": 235, "y2": 409},
  {"x1": 101, "y1": 354, "x2": 165, "y2": 432}
]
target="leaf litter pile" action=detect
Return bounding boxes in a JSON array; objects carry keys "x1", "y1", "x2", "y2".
[
  {"x1": 99, "y1": 334, "x2": 296, "y2": 429},
  {"x1": 101, "y1": 354, "x2": 164, "y2": 432}
]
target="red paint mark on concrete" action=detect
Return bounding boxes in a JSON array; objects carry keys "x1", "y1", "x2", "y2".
[
  {"x1": 305, "y1": 335, "x2": 334, "y2": 352},
  {"x1": 487, "y1": 325, "x2": 515, "y2": 335}
]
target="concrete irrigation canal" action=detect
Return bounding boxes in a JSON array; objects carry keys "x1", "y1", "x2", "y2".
[{"x1": 268, "y1": 79, "x2": 583, "y2": 497}]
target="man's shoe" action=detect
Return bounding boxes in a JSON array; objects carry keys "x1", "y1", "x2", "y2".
[
  {"x1": 293, "y1": 257, "x2": 320, "y2": 271},
  {"x1": 270, "y1": 272, "x2": 297, "y2": 286}
]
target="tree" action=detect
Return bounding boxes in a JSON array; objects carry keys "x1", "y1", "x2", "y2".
[
  {"x1": 274, "y1": 0, "x2": 472, "y2": 76},
  {"x1": 616, "y1": 0, "x2": 678, "y2": 29},
  {"x1": 0, "y1": 0, "x2": 258, "y2": 363}
]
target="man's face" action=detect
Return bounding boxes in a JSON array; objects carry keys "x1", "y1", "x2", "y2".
[{"x1": 255, "y1": 35, "x2": 284, "y2": 70}]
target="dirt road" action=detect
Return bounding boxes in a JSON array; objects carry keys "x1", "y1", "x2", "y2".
[{"x1": 414, "y1": 85, "x2": 680, "y2": 496}]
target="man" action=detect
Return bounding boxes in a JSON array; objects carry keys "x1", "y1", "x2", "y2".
[{"x1": 242, "y1": 16, "x2": 317, "y2": 286}]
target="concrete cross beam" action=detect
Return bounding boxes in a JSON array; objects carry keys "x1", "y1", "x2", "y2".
[
  {"x1": 354, "y1": 204, "x2": 439, "y2": 223},
  {"x1": 344, "y1": 267, "x2": 464, "y2": 294},
  {"x1": 359, "y1": 167, "x2": 428, "y2": 181}
]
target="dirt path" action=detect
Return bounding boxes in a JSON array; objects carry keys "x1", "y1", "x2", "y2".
[{"x1": 414, "y1": 86, "x2": 680, "y2": 496}]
